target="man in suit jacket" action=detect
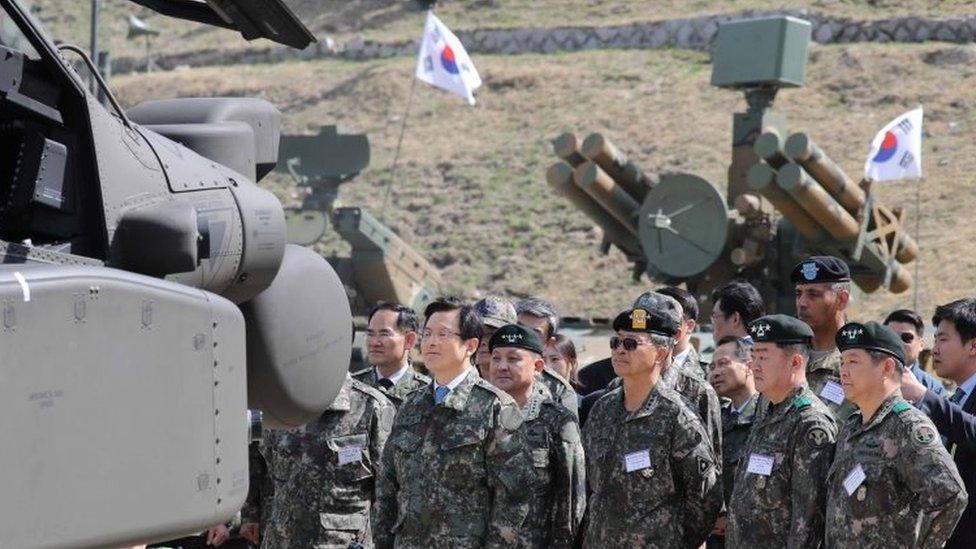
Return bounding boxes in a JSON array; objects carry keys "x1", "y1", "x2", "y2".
[{"x1": 902, "y1": 298, "x2": 976, "y2": 549}]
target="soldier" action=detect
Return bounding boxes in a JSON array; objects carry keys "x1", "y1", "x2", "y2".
[
  {"x1": 710, "y1": 280, "x2": 765, "y2": 341},
  {"x1": 657, "y1": 286, "x2": 709, "y2": 379},
  {"x1": 726, "y1": 314, "x2": 837, "y2": 549},
  {"x1": 883, "y1": 308, "x2": 946, "y2": 397},
  {"x1": 373, "y1": 297, "x2": 532, "y2": 548},
  {"x1": 473, "y1": 296, "x2": 517, "y2": 379},
  {"x1": 516, "y1": 297, "x2": 579, "y2": 417},
  {"x1": 582, "y1": 307, "x2": 721, "y2": 547},
  {"x1": 826, "y1": 321, "x2": 967, "y2": 548},
  {"x1": 487, "y1": 324, "x2": 586, "y2": 547},
  {"x1": 353, "y1": 302, "x2": 430, "y2": 407},
  {"x1": 251, "y1": 374, "x2": 395, "y2": 548},
  {"x1": 792, "y1": 255, "x2": 856, "y2": 420},
  {"x1": 707, "y1": 335, "x2": 758, "y2": 547}
]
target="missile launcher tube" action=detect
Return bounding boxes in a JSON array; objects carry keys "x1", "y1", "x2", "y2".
[
  {"x1": 552, "y1": 132, "x2": 586, "y2": 167},
  {"x1": 580, "y1": 133, "x2": 650, "y2": 202},
  {"x1": 747, "y1": 163, "x2": 826, "y2": 242},
  {"x1": 895, "y1": 232, "x2": 919, "y2": 264},
  {"x1": 754, "y1": 131, "x2": 789, "y2": 168},
  {"x1": 573, "y1": 161, "x2": 640, "y2": 234},
  {"x1": 784, "y1": 133, "x2": 866, "y2": 213},
  {"x1": 777, "y1": 163, "x2": 860, "y2": 241}
]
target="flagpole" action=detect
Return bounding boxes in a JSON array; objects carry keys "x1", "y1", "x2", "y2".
[
  {"x1": 913, "y1": 176, "x2": 921, "y2": 310},
  {"x1": 381, "y1": 72, "x2": 419, "y2": 216}
]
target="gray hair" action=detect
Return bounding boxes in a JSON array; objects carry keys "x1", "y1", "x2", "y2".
[{"x1": 516, "y1": 297, "x2": 559, "y2": 336}]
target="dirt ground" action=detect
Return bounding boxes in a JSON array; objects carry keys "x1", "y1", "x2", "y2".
[{"x1": 108, "y1": 37, "x2": 976, "y2": 324}]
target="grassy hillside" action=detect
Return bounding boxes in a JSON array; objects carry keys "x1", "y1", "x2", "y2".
[{"x1": 109, "y1": 40, "x2": 976, "y2": 322}]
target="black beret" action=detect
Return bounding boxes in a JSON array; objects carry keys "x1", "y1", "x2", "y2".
[
  {"x1": 790, "y1": 256, "x2": 851, "y2": 284},
  {"x1": 748, "y1": 314, "x2": 814, "y2": 344},
  {"x1": 612, "y1": 307, "x2": 679, "y2": 337},
  {"x1": 836, "y1": 321, "x2": 906, "y2": 365},
  {"x1": 488, "y1": 323, "x2": 544, "y2": 355}
]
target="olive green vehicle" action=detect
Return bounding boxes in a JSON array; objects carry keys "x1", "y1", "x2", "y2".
[{"x1": 0, "y1": 2, "x2": 354, "y2": 547}]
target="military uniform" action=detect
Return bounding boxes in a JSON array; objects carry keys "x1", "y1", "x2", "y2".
[
  {"x1": 353, "y1": 365, "x2": 431, "y2": 408},
  {"x1": 258, "y1": 375, "x2": 395, "y2": 549},
  {"x1": 807, "y1": 347, "x2": 857, "y2": 422},
  {"x1": 540, "y1": 366, "x2": 579, "y2": 418},
  {"x1": 373, "y1": 369, "x2": 532, "y2": 548},
  {"x1": 727, "y1": 385, "x2": 837, "y2": 548},
  {"x1": 514, "y1": 383, "x2": 586, "y2": 547},
  {"x1": 719, "y1": 394, "x2": 759, "y2": 505},
  {"x1": 677, "y1": 345, "x2": 710, "y2": 381},
  {"x1": 582, "y1": 383, "x2": 722, "y2": 548},
  {"x1": 662, "y1": 360, "x2": 723, "y2": 462},
  {"x1": 825, "y1": 392, "x2": 967, "y2": 548}
]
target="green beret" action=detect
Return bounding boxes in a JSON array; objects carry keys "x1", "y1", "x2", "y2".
[
  {"x1": 748, "y1": 314, "x2": 813, "y2": 344},
  {"x1": 791, "y1": 255, "x2": 851, "y2": 284},
  {"x1": 836, "y1": 321, "x2": 906, "y2": 365},
  {"x1": 488, "y1": 323, "x2": 544, "y2": 355},
  {"x1": 612, "y1": 307, "x2": 679, "y2": 337}
]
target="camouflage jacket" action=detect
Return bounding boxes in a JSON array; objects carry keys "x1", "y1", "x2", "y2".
[
  {"x1": 807, "y1": 348, "x2": 857, "y2": 422},
  {"x1": 516, "y1": 383, "x2": 586, "y2": 547},
  {"x1": 662, "y1": 361, "x2": 724, "y2": 463},
  {"x1": 540, "y1": 366, "x2": 579, "y2": 419},
  {"x1": 241, "y1": 442, "x2": 270, "y2": 526},
  {"x1": 727, "y1": 385, "x2": 837, "y2": 549},
  {"x1": 353, "y1": 365, "x2": 431, "y2": 408},
  {"x1": 582, "y1": 382, "x2": 722, "y2": 548},
  {"x1": 258, "y1": 375, "x2": 395, "y2": 549},
  {"x1": 373, "y1": 368, "x2": 532, "y2": 549},
  {"x1": 825, "y1": 392, "x2": 968, "y2": 549},
  {"x1": 677, "y1": 345, "x2": 710, "y2": 381},
  {"x1": 720, "y1": 394, "x2": 759, "y2": 505}
]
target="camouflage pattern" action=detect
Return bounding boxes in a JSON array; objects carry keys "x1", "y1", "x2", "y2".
[
  {"x1": 540, "y1": 366, "x2": 579, "y2": 418},
  {"x1": 826, "y1": 392, "x2": 968, "y2": 549},
  {"x1": 258, "y1": 375, "x2": 395, "y2": 549},
  {"x1": 515, "y1": 383, "x2": 586, "y2": 547},
  {"x1": 582, "y1": 382, "x2": 722, "y2": 548},
  {"x1": 241, "y1": 442, "x2": 270, "y2": 526},
  {"x1": 807, "y1": 347, "x2": 857, "y2": 422},
  {"x1": 662, "y1": 361, "x2": 724, "y2": 461},
  {"x1": 726, "y1": 385, "x2": 837, "y2": 549},
  {"x1": 373, "y1": 368, "x2": 533, "y2": 548},
  {"x1": 677, "y1": 345, "x2": 710, "y2": 381},
  {"x1": 720, "y1": 394, "x2": 759, "y2": 504},
  {"x1": 353, "y1": 365, "x2": 431, "y2": 408}
]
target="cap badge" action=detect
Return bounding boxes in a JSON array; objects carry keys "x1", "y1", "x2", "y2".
[
  {"x1": 632, "y1": 309, "x2": 647, "y2": 330},
  {"x1": 752, "y1": 322, "x2": 771, "y2": 337},
  {"x1": 841, "y1": 327, "x2": 863, "y2": 342},
  {"x1": 802, "y1": 262, "x2": 819, "y2": 281},
  {"x1": 501, "y1": 333, "x2": 523, "y2": 343}
]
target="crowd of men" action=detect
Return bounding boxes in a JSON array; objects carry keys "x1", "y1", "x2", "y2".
[{"x1": 213, "y1": 255, "x2": 976, "y2": 548}]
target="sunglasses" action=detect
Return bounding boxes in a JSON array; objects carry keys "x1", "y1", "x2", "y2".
[
  {"x1": 899, "y1": 332, "x2": 915, "y2": 344},
  {"x1": 609, "y1": 336, "x2": 647, "y2": 351}
]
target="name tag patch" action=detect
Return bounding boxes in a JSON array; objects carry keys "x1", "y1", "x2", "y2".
[
  {"x1": 747, "y1": 453, "x2": 774, "y2": 476},
  {"x1": 843, "y1": 464, "x2": 866, "y2": 496},
  {"x1": 337, "y1": 445, "x2": 363, "y2": 465},
  {"x1": 624, "y1": 449, "x2": 652, "y2": 472},
  {"x1": 820, "y1": 381, "x2": 846, "y2": 405}
]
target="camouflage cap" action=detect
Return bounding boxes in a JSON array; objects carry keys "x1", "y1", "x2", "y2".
[
  {"x1": 612, "y1": 307, "x2": 680, "y2": 337},
  {"x1": 632, "y1": 291, "x2": 684, "y2": 329},
  {"x1": 488, "y1": 323, "x2": 544, "y2": 355},
  {"x1": 748, "y1": 314, "x2": 814, "y2": 344},
  {"x1": 473, "y1": 296, "x2": 517, "y2": 328},
  {"x1": 836, "y1": 321, "x2": 907, "y2": 365}
]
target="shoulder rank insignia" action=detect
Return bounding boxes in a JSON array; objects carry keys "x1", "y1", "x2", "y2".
[
  {"x1": 794, "y1": 395, "x2": 812, "y2": 410},
  {"x1": 892, "y1": 401, "x2": 911, "y2": 415}
]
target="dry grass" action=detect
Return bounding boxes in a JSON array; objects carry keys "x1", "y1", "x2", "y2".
[{"x1": 109, "y1": 37, "x2": 976, "y2": 322}]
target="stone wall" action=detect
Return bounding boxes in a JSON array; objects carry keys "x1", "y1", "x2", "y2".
[{"x1": 111, "y1": 10, "x2": 976, "y2": 74}]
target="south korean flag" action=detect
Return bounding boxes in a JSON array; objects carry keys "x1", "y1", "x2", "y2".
[{"x1": 864, "y1": 107, "x2": 923, "y2": 182}]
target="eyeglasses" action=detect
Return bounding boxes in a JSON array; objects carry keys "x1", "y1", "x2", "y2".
[
  {"x1": 609, "y1": 336, "x2": 648, "y2": 351},
  {"x1": 421, "y1": 330, "x2": 462, "y2": 341},
  {"x1": 899, "y1": 332, "x2": 916, "y2": 344}
]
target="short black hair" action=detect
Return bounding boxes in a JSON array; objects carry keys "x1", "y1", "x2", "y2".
[
  {"x1": 716, "y1": 335, "x2": 753, "y2": 361},
  {"x1": 424, "y1": 296, "x2": 483, "y2": 342},
  {"x1": 712, "y1": 280, "x2": 765, "y2": 325},
  {"x1": 368, "y1": 301, "x2": 419, "y2": 333},
  {"x1": 884, "y1": 308, "x2": 924, "y2": 335},
  {"x1": 933, "y1": 298, "x2": 976, "y2": 342},
  {"x1": 656, "y1": 286, "x2": 697, "y2": 321}
]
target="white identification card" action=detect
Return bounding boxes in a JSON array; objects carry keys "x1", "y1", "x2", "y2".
[
  {"x1": 337, "y1": 445, "x2": 363, "y2": 466},
  {"x1": 820, "y1": 381, "x2": 846, "y2": 405},
  {"x1": 624, "y1": 449, "x2": 652, "y2": 472},
  {"x1": 746, "y1": 453, "x2": 774, "y2": 476},
  {"x1": 844, "y1": 464, "x2": 867, "y2": 496}
]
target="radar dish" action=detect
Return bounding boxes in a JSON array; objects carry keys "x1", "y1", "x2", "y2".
[{"x1": 637, "y1": 173, "x2": 728, "y2": 278}]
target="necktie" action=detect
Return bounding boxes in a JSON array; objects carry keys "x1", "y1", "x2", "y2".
[
  {"x1": 377, "y1": 378, "x2": 394, "y2": 390},
  {"x1": 950, "y1": 388, "x2": 967, "y2": 406},
  {"x1": 434, "y1": 386, "x2": 450, "y2": 404}
]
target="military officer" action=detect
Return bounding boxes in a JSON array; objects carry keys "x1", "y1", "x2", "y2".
[
  {"x1": 582, "y1": 307, "x2": 721, "y2": 548},
  {"x1": 253, "y1": 373, "x2": 395, "y2": 548},
  {"x1": 726, "y1": 314, "x2": 837, "y2": 549},
  {"x1": 516, "y1": 297, "x2": 580, "y2": 417},
  {"x1": 825, "y1": 321, "x2": 967, "y2": 548},
  {"x1": 353, "y1": 301, "x2": 430, "y2": 407},
  {"x1": 473, "y1": 296, "x2": 517, "y2": 379},
  {"x1": 793, "y1": 255, "x2": 857, "y2": 421},
  {"x1": 487, "y1": 323, "x2": 585, "y2": 547},
  {"x1": 373, "y1": 297, "x2": 532, "y2": 548}
]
